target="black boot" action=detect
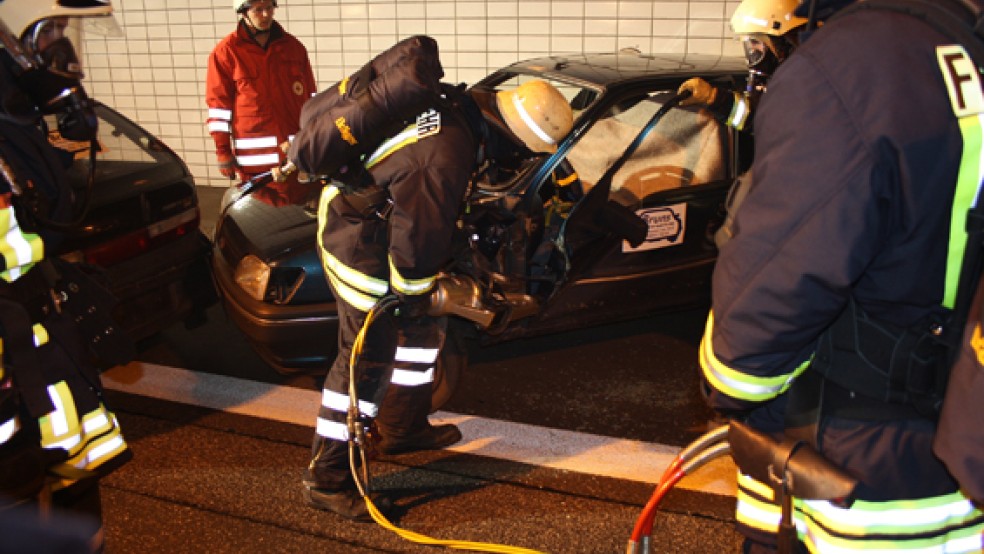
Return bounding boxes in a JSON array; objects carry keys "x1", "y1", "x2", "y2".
[
  {"x1": 303, "y1": 483, "x2": 393, "y2": 523},
  {"x1": 305, "y1": 436, "x2": 393, "y2": 522},
  {"x1": 376, "y1": 422, "x2": 462, "y2": 455},
  {"x1": 375, "y1": 367, "x2": 463, "y2": 455}
]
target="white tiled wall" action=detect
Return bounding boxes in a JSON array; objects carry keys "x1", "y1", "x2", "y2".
[{"x1": 80, "y1": 0, "x2": 742, "y2": 188}]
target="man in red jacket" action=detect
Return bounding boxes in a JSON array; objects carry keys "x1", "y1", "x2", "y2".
[{"x1": 206, "y1": 0, "x2": 317, "y2": 206}]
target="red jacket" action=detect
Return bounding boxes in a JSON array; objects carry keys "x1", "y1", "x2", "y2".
[{"x1": 206, "y1": 20, "x2": 316, "y2": 182}]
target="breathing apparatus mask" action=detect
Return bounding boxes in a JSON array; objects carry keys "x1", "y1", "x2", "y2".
[
  {"x1": 739, "y1": 32, "x2": 799, "y2": 92},
  {"x1": 0, "y1": 17, "x2": 97, "y2": 141}
]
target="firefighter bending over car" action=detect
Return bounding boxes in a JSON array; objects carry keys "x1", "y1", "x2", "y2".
[
  {"x1": 206, "y1": 0, "x2": 317, "y2": 206},
  {"x1": 290, "y1": 54, "x2": 573, "y2": 520},
  {"x1": 0, "y1": 1, "x2": 134, "y2": 551},
  {"x1": 699, "y1": 0, "x2": 984, "y2": 551}
]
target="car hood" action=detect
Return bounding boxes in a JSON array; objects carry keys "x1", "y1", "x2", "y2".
[{"x1": 218, "y1": 193, "x2": 318, "y2": 263}]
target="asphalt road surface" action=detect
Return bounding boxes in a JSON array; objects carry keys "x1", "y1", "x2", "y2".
[{"x1": 90, "y1": 187, "x2": 744, "y2": 553}]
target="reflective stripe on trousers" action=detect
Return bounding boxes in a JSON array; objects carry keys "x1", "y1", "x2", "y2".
[
  {"x1": 313, "y1": 186, "x2": 439, "y2": 442},
  {"x1": 39, "y1": 380, "x2": 128, "y2": 491},
  {"x1": 314, "y1": 341, "x2": 439, "y2": 443}
]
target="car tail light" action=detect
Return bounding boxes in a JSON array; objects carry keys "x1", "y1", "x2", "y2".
[{"x1": 79, "y1": 209, "x2": 200, "y2": 267}]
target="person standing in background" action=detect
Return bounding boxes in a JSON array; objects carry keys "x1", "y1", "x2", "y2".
[{"x1": 206, "y1": 0, "x2": 317, "y2": 206}]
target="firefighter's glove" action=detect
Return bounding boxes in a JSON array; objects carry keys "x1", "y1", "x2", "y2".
[
  {"x1": 396, "y1": 293, "x2": 430, "y2": 320},
  {"x1": 216, "y1": 153, "x2": 239, "y2": 180},
  {"x1": 678, "y1": 78, "x2": 717, "y2": 107}
]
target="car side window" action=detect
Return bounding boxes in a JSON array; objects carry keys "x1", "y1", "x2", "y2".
[{"x1": 565, "y1": 91, "x2": 729, "y2": 207}]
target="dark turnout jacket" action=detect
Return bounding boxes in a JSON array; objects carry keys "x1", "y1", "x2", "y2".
[{"x1": 699, "y1": 2, "x2": 984, "y2": 549}]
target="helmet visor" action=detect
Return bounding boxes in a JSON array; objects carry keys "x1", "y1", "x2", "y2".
[
  {"x1": 740, "y1": 34, "x2": 770, "y2": 68},
  {"x1": 80, "y1": 13, "x2": 123, "y2": 38}
]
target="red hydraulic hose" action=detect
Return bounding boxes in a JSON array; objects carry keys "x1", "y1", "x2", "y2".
[
  {"x1": 629, "y1": 466, "x2": 686, "y2": 543},
  {"x1": 627, "y1": 425, "x2": 731, "y2": 553}
]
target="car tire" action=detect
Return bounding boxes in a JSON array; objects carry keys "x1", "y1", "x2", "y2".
[{"x1": 431, "y1": 320, "x2": 468, "y2": 413}]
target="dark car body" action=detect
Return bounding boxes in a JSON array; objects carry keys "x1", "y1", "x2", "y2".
[
  {"x1": 58, "y1": 102, "x2": 216, "y2": 342},
  {"x1": 213, "y1": 51, "x2": 750, "y2": 374}
]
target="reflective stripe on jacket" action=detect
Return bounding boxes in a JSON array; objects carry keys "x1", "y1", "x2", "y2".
[
  {"x1": 700, "y1": 311, "x2": 811, "y2": 403},
  {"x1": 205, "y1": 20, "x2": 316, "y2": 174},
  {"x1": 316, "y1": 108, "x2": 475, "y2": 310},
  {"x1": 725, "y1": 92, "x2": 752, "y2": 131},
  {"x1": 0, "y1": 199, "x2": 42, "y2": 281},
  {"x1": 316, "y1": 186, "x2": 389, "y2": 313}
]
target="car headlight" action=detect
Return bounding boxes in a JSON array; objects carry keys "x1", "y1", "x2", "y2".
[{"x1": 234, "y1": 254, "x2": 271, "y2": 302}]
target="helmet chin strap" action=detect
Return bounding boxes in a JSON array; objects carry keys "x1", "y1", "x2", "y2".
[{"x1": 805, "y1": 0, "x2": 821, "y2": 33}]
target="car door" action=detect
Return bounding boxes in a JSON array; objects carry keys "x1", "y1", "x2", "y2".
[{"x1": 530, "y1": 88, "x2": 736, "y2": 332}]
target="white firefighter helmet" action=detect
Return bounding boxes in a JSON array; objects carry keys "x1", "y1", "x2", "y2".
[
  {"x1": 234, "y1": 0, "x2": 278, "y2": 14},
  {"x1": 496, "y1": 80, "x2": 573, "y2": 154},
  {"x1": 730, "y1": 0, "x2": 806, "y2": 36},
  {"x1": 0, "y1": 0, "x2": 112, "y2": 39}
]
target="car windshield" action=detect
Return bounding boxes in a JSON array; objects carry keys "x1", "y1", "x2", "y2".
[
  {"x1": 478, "y1": 73, "x2": 730, "y2": 206},
  {"x1": 567, "y1": 91, "x2": 729, "y2": 206}
]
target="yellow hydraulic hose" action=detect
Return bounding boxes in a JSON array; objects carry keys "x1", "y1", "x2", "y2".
[{"x1": 348, "y1": 296, "x2": 546, "y2": 554}]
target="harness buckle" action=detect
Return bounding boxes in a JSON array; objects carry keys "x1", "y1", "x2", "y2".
[
  {"x1": 375, "y1": 198, "x2": 394, "y2": 220},
  {"x1": 49, "y1": 288, "x2": 66, "y2": 314}
]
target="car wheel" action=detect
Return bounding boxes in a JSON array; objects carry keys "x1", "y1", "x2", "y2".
[{"x1": 431, "y1": 320, "x2": 468, "y2": 413}]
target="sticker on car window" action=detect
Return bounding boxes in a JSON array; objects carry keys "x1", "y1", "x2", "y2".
[{"x1": 624, "y1": 203, "x2": 686, "y2": 252}]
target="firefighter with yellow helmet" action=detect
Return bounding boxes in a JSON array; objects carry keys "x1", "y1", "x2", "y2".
[
  {"x1": 678, "y1": 0, "x2": 807, "y2": 131},
  {"x1": 293, "y1": 72, "x2": 572, "y2": 521},
  {"x1": 0, "y1": 0, "x2": 132, "y2": 550},
  {"x1": 700, "y1": 0, "x2": 984, "y2": 550}
]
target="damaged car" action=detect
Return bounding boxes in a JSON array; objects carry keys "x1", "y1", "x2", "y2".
[{"x1": 212, "y1": 51, "x2": 750, "y2": 408}]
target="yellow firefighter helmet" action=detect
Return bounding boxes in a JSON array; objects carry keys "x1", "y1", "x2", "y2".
[
  {"x1": 730, "y1": 0, "x2": 807, "y2": 36},
  {"x1": 496, "y1": 80, "x2": 573, "y2": 154}
]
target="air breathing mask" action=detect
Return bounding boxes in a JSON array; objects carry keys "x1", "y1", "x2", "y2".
[
  {"x1": 739, "y1": 31, "x2": 800, "y2": 94},
  {"x1": 1, "y1": 17, "x2": 97, "y2": 142}
]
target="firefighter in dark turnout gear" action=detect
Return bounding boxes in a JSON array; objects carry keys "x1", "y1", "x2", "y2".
[
  {"x1": 294, "y1": 78, "x2": 573, "y2": 521},
  {"x1": 678, "y1": 0, "x2": 806, "y2": 132},
  {"x1": 681, "y1": 0, "x2": 808, "y2": 249},
  {"x1": 698, "y1": 0, "x2": 984, "y2": 551},
  {"x1": 0, "y1": 1, "x2": 131, "y2": 550}
]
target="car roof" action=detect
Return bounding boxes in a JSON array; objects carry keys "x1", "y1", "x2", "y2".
[{"x1": 490, "y1": 52, "x2": 748, "y2": 88}]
